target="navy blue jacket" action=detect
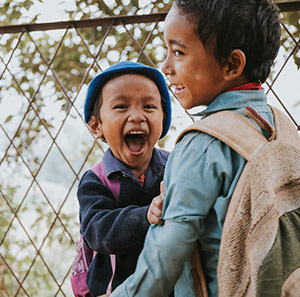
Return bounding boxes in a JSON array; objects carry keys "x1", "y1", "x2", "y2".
[{"x1": 77, "y1": 148, "x2": 169, "y2": 296}]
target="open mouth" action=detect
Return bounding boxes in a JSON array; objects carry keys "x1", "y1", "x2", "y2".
[
  {"x1": 171, "y1": 84, "x2": 186, "y2": 96},
  {"x1": 124, "y1": 131, "x2": 146, "y2": 154},
  {"x1": 174, "y1": 86, "x2": 186, "y2": 94}
]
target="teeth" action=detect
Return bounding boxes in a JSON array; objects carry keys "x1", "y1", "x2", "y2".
[
  {"x1": 127, "y1": 131, "x2": 144, "y2": 135},
  {"x1": 171, "y1": 85, "x2": 185, "y2": 92}
]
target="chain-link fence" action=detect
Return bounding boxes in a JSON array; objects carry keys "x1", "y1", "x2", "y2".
[{"x1": 1, "y1": 2, "x2": 300, "y2": 296}]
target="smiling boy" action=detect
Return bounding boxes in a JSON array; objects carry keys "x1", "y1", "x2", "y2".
[{"x1": 109, "y1": 0, "x2": 281, "y2": 296}]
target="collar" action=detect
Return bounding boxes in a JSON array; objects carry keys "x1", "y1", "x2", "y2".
[
  {"x1": 227, "y1": 82, "x2": 262, "y2": 92},
  {"x1": 196, "y1": 88, "x2": 268, "y2": 117},
  {"x1": 102, "y1": 147, "x2": 168, "y2": 181},
  {"x1": 102, "y1": 148, "x2": 131, "y2": 178}
]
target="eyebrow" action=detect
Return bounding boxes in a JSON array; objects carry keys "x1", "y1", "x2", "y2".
[{"x1": 169, "y1": 39, "x2": 188, "y2": 49}]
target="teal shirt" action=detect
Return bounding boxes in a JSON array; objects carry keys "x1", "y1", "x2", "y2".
[{"x1": 110, "y1": 89, "x2": 274, "y2": 297}]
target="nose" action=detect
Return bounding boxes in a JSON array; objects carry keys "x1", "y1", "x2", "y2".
[
  {"x1": 128, "y1": 108, "x2": 146, "y2": 123},
  {"x1": 161, "y1": 56, "x2": 174, "y2": 76}
]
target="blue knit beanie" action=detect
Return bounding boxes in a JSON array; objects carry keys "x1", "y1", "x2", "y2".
[{"x1": 84, "y1": 61, "x2": 172, "y2": 139}]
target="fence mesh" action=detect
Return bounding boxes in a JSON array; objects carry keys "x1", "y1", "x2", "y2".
[{"x1": 0, "y1": 3, "x2": 300, "y2": 296}]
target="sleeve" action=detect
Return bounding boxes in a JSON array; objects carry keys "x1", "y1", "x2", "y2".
[
  {"x1": 110, "y1": 132, "x2": 235, "y2": 297},
  {"x1": 77, "y1": 170, "x2": 150, "y2": 255}
]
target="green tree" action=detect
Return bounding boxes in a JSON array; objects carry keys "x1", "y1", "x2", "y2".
[
  {"x1": 0, "y1": 0, "x2": 299, "y2": 296},
  {"x1": 0, "y1": 1, "x2": 172, "y2": 296},
  {"x1": 280, "y1": 10, "x2": 300, "y2": 68}
]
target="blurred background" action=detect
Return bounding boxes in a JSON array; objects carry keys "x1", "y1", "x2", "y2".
[{"x1": 0, "y1": 0, "x2": 299, "y2": 296}]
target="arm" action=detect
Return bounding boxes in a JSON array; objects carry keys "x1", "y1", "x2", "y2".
[
  {"x1": 110, "y1": 132, "x2": 230, "y2": 297},
  {"x1": 78, "y1": 171, "x2": 150, "y2": 254}
]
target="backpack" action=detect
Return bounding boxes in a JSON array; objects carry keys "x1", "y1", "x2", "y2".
[
  {"x1": 177, "y1": 105, "x2": 300, "y2": 297},
  {"x1": 71, "y1": 162, "x2": 120, "y2": 297}
]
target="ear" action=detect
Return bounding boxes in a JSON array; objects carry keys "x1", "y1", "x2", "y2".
[
  {"x1": 88, "y1": 115, "x2": 105, "y2": 140},
  {"x1": 223, "y1": 49, "x2": 246, "y2": 81}
]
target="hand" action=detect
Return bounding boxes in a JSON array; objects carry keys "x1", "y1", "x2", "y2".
[{"x1": 147, "y1": 182, "x2": 165, "y2": 226}]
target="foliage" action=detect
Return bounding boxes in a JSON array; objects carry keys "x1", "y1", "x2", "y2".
[
  {"x1": 0, "y1": 0, "x2": 299, "y2": 295},
  {"x1": 280, "y1": 11, "x2": 300, "y2": 69},
  {"x1": 0, "y1": 0, "x2": 172, "y2": 295}
]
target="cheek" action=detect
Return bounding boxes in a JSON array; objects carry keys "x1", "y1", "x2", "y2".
[
  {"x1": 150, "y1": 115, "x2": 164, "y2": 135},
  {"x1": 193, "y1": 69, "x2": 203, "y2": 81},
  {"x1": 179, "y1": 67, "x2": 198, "y2": 88},
  {"x1": 102, "y1": 120, "x2": 120, "y2": 138},
  {"x1": 188, "y1": 61, "x2": 205, "y2": 81}
]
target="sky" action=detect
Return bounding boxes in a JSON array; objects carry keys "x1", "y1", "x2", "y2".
[
  {"x1": 22, "y1": 0, "x2": 153, "y2": 23},
  {"x1": 27, "y1": 0, "x2": 76, "y2": 22},
  {"x1": 3, "y1": 0, "x2": 300, "y2": 143},
  {"x1": 1, "y1": 0, "x2": 299, "y2": 158}
]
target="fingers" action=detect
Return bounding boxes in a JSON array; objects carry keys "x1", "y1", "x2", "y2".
[
  {"x1": 147, "y1": 196, "x2": 164, "y2": 225},
  {"x1": 154, "y1": 195, "x2": 164, "y2": 210},
  {"x1": 160, "y1": 181, "x2": 164, "y2": 195},
  {"x1": 148, "y1": 214, "x2": 164, "y2": 225},
  {"x1": 151, "y1": 196, "x2": 164, "y2": 217},
  {"x1": 147, "y1": 181, "x2": 166, "y2": 226},
  {"x1": 154, "y1": 218, "x2": 164, "y2": 226}
]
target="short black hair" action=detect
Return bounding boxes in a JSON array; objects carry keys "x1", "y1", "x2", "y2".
[{"x1": 174, "y1": 0, "x2": 281, "y2": 83}]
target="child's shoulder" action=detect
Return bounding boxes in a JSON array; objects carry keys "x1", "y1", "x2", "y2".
[
  {"x1": 154, "y1": 147, "x2": 170, "y2": 164},
  {"x1": 176, "y1": 124, "x2": 218, "y2": 149},
  {"x1": 79, "y1": 168, "x2": 101, "y2": 185},
  {"x1": 156, "y1": 147, "x2": 170, "y2": 156}
]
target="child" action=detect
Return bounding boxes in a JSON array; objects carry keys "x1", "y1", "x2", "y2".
[
  {"x1": 77, "y1": 61, "x2": 172, "y2": 297},
  {"x1": 109, "y1": 0, "x2": 281, "y2": 296}
]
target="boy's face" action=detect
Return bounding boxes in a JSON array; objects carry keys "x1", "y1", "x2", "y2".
[
  {"x1": 162, "y1": 5, "x2": 228, "y2": 109},
  {"x1": 97, "y1": 74, "x2": 164, "y2": 178}
]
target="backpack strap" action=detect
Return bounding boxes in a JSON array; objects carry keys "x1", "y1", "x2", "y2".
[
  {"x1": 190, "y1": 242, "x2": 208, "y2": 297},
  {"x1": 176, "y1": 106, "x2": 299, "y2": 161},
  {"x1": 269, "y1": 105, "x2": 300, "y2": 147},
  {"x1": 72, "y1": 163, "x2": 121, "y2": 296},
  {"x1": 176, "y1": 109, "x2": 268, "y2": 161},
  {"x1": 91, "y1": 162, "x2": 120, "y2": 294},
  {"x1": 92, "y1": 162, "x2": 120, "y2": 201}
]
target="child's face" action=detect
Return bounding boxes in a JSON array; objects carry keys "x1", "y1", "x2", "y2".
[
  {"x1": 162, "y1": 5, "x2": 228, "y2": 109},
  {"x1": 97, "y1": 74, "x2": 164, "y2": 177}
]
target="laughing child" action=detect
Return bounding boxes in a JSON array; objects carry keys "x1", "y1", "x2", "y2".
[{"x1": 77, "y1": 61, "x2": 172, "y2": 297}]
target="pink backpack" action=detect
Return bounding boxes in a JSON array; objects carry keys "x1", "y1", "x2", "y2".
[{"x1": 71, "y1": 162, "x2": 120, "y2": 297}]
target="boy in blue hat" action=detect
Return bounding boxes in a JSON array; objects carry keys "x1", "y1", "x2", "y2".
[{"x1": 77, "y1": 61, "x2": 172, "y2": 296}]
